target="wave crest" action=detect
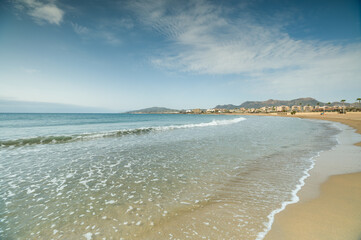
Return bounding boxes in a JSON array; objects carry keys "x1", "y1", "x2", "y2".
[{"x1": 1, "y1": 117, "x2": 246, "y2": 147}]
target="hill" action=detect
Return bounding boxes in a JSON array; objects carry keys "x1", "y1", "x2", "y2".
[
  {"x1": 240, "y1": 98, "x2": 324, "y2": 109},
  {"x1": 214, "y1": 104, "x2": 239, "y2": 109},
  {"x1": 126, "y1": 107, "x2": 179, "y2": 114},
  {"x1": 216, "y1": 98, "x2": 325, "y2": 109}
]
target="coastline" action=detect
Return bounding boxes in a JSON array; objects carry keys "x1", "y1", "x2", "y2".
[
  {"x1": 250, "y1": 112, "x2": 361, "y2": 239},
  {"x1": 2, "y1": 112, "x2": 360, "y2": 239},
  {"x1": 124, "y1": 111, "x2": 361, "y2": 239}
]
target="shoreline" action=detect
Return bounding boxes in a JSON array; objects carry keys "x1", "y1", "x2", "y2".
[
  {"x1": 114, "y1": 111, "x2": 361, "y2": 239},
  {"x1": 248, "y1": 112, "x2": 361, "y2": 239},
  {"x1": 255, "y1": 150, "x2": 318, "y2": 240}
]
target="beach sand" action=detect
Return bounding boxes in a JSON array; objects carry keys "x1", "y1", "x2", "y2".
[
  {"x1": 286, "y1": 112, "x2": 361, "y2": 146},
  {"x1": 265, "y1": 112, "x2": 361, "y2": 240}
]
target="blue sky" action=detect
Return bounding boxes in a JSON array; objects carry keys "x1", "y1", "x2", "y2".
[{"x1": 0, "y1": 0, "x2": 360, "y2": 112}]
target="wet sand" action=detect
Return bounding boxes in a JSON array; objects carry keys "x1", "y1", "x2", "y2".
[
  {"x1": 286, "y1": 112, "x2": 361, "y2": 146},
  {"x1": 266, "y1": 172, "x2": 361, "y2": 240},
  {"x1": 265, "y1": 112, "x2": 361, "y2": 240}
]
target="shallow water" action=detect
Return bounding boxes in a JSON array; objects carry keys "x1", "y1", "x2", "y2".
[{"x1": 0, "y1": 113, "x2": 339, "y2": 239}]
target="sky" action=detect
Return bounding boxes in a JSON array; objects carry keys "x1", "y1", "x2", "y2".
[{"x1": 0, "y1": 0, "x2": 360, "y2": 112}]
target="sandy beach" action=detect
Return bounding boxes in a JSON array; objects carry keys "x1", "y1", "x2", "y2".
[{"x1": 264, "y1": 112, "x2": 361, "y2": 239}]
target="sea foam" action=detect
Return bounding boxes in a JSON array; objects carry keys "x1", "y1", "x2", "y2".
[{"x1": 0, "y1": 117, "x2": 246, "y2": 147}]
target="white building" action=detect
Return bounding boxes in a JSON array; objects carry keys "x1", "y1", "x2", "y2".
[
  {"x1": 291, "y1": 105, "x2": 302, "y2": 111},
  {"x1": 303, "y1": 106, "x2": 314, "y2": 112},
  {"x1": 276, "y1": 106, "x2": 290, "y2": 112}
]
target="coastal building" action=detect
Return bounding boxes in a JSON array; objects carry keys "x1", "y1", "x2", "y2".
[
  {"x1": 303, "y1": 106, "x2": 313, "y2": 112},
  {"x1": 216, "y1": 109, "x2": 228, "y2": 113},
  {"x1": 291, "y1": 105, "x2": 302, "y2": 111},
  {"x1": 192, "y1": 109, "x2": 201, "y2": 114},
  {"x1": 260, "y1": 107, "x2": 271, "y2": 112},
  {"x1": 319, "y1": 106, "x2": 325, "y2": 111},
  {"x1": 276, "y1": 106, "x2": 290, "y2": 112},
  {"x1": 318, "y1": 106, "x2": 337, "y2": 112}
]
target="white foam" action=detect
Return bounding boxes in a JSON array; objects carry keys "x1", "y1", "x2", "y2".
[
  {"x1": 105, "y1": 200, "x2": 116, "y2": 205},
  {"x1": 86, "y1": 117, "x2": 246, "y2": 140},
  {"x1": 125, "y1": 206, "x2": 134, "y2": 213},
  {"x1": 256, "y1": 119, "x2": 343, "y2": 240},
  {"x1": 256, "y1": 149, "x2": 329, "y2": 240},
  {"x1": 83, "y1": 232, "x2": 92, "y2": 240},
  {"x1": 66, "y1": 173, "x2": 74, "y2": 178},
  {"x1": 26, "y1": 188, "x2": 35, "y2": 194},
  {"x1": 2, "y1": 117, "x2": 246, "y2": 148},
  {"x1": 155, "y1": 117, "x2": 246, "y2": 131},
  {"x1": 7, "y1": 191, "x2": 15, "y2": 197}
]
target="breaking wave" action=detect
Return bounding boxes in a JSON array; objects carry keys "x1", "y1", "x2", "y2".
[{"x1": 0, "y1": 117, "x2": 246, "y2": 147}]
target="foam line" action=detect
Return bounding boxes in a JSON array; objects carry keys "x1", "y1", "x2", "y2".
[
  {"x1": 0, "y1": 117, "x2": 246, "y2": 147},
  {"x1": 256, "y1": 121, "x2": 341, "y2": 240}
]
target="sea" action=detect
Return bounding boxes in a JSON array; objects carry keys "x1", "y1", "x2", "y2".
[{"x1": 0, "y1": 113, "x2": 340, "y2": 240}]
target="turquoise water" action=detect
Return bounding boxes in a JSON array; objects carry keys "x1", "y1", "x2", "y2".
[{"x1": 0, "y1": 113, "x2": 339, "y2": 239}]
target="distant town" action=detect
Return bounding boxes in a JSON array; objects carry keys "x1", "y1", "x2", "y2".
[
  {"x1": 128, "y1": 97, "x2": 361, "y2": 114},
  {"x1": 181, "y1": 104, "x2": 357, "y2": 115}
]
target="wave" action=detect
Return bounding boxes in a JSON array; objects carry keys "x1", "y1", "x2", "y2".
[
  {"x1": 255, "y1": 154, "x2": 317, "y2": 240},
  {"x1": 0, "y1": 117, "x2": 246, "y2": 148},
  {"x1": 255, "y1": 122, "x2": 341, "y2": 240},
  {"x1": 153, "y1": 117, "x2": 245, "y2": 130}
]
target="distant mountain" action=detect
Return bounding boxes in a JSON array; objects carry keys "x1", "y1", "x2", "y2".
[
  {"x1": 240, "y1": 98, "x2": 324, "y2": 109},
  {"x1": 127, "y1": 107, "x2": 179, "y2": 114},
  {"x1": 214, "y1": 104, "x2": 239, "y2": 109},
  {"x1": 330, "y1": 101, "x2": 351, "y2": 106},
  {"x1": 215, "y1": 98, "x2": 327, "y2": 109}
]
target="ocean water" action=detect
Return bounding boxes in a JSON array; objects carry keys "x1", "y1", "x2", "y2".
[{"x1": 0, "y1": 113, "x2": 339, "y2": 239}]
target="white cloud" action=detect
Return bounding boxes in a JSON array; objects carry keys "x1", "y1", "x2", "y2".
[
  {"x1": 129, "y1": 0, "x2": 361, "y2": 95},
  {"x1": 71, "y1": 22, "x2": 121, "y2": 45},
  {"x1": 71, "y1": 23, "x2": 89, "y2": 35},
  {"x1": 263, "y1": 44, "x2": 361, "y2": 95},
  {"x1": 100, "y1": 31, "x2": 121, "y2": 45},
  {"x1": 15, "y1": 0, "x2": 64, "y2": 25},
  {"x1": 110, "y1": 18, "x2": 134, "y2": 30}
]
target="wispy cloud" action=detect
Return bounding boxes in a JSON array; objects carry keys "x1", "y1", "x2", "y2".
[
  {"x1": 15, "y1": 0, "x2": 64, "y2": 25},
  {"x1": 128, "y1": 0, "x2": 361, "y2": 94},
  {"x1": 71, "y1": 23, "x2": 89, "y2": 35},
  {"x1": 100, "y1": 31, "x2": 121, "y2": 45},
  {"x1": 71, "y1": 22, "x2": 122, "y2": 46},
  {"x1": 103, "y1": 18, "x2": 134, "y2": 30}
]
